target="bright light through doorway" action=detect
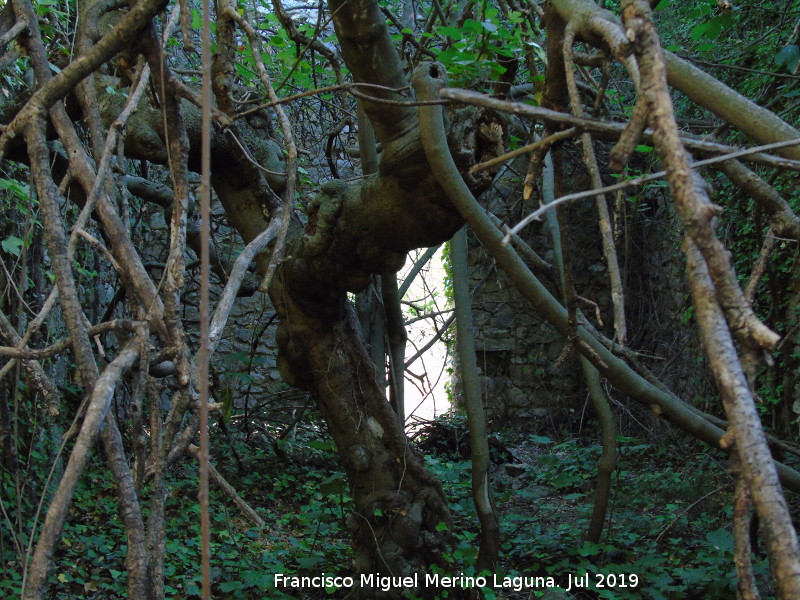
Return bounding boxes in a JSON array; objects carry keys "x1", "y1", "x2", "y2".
[{"x1": 401, "y1": 246, "x2": 452, "y2": 427}]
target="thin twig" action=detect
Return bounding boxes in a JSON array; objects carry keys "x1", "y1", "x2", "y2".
[
  {"x1": 504, "y1": 137, "x2": 800, "y2": 243},
  {"x1": 470, "y1": 127, "x2": 578, "y2": 173},
  {"x1": 441, "y1": 87, "x2": 800, "y2": 171},
  {"x1": 235, "y1": 82, "x2": 412, "y2": 119}
]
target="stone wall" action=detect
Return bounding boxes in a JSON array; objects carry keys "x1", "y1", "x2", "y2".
[
  {"x1": 462, "y1": 151, "x2": 707, "y2": 428},
  {"x1": 146, "y1": 202, "x2": 287, "y2": 414},
  {"x1": 139, "y1": 146, "x2": 707, "y2": 431}
]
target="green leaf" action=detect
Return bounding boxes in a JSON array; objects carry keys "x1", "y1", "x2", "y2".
[
  {"x1": 0, "y1": 177, "x2": 29, "y2": 199},
  {"x1": 296, "y1": 556, "x2": 322, "y2": 568},
  {"x1": 242, "y1": 570, "x2": 270, "y2": 590},
  {"x1": 319, "y1": 473, "x2": 348, "y2": 496},
  {"x1": 461, "y1": 19, "x2": 482, "y2": 34},
  {"x1": 438, "y1": 26, "x2": 463, "y2": 39},
  {"x1": 481, "y1": 21, "x2": 498, "y2": 33},
  {"x1": 775, "y1": 45, "x2": 800, "y2": 72},
  {"x1": 575, "y1": 541, "x2": 602, "y2": 556},
  {"x1": 690, "y1": 23, "x2": 709, "y2": 41},
  {"x1": 435, "y1": 521, "x2": 449, "y2": 531},
  {"x1": 2, "y1": 236, "x2": 23, "y2": 257},
  {"x1": 706, "y1": 528, "x2": 733, "y2": 552},
  {"x1": 219, "y1": 580, "x2": 242, "y2": 592},
  {"x1": 550, "y1": 471, "x2": 579, "y2": 489}
]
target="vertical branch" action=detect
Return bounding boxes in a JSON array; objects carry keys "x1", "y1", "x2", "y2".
[
  {"x1": 452, "y1": 227, "x2": 500, "y2": 573},
  {"x1": 135, "y1": 28, "x2": 198, "y2": 493},
  {"x1": 145, "y1": 388, "x2": 170, "y2": 600},
  {"x1": 140, "y1": 29, "x2": 191, "y2": 349},
  {"x1": 545, "y1": 148, "x2": 617, "y2": 544},
  {"x1": 199, "y1": 0, "x2": 213, "y2": 596},
  {"x1": 357, "y1": 277, "x2": 387, "y2": 388},
  {"x1": 357, "y1": 100, "x2": 379, "y2": 175},
  {"x1": 732, "y1": 453, "x2": 763, "y2": 600},
  {"x1": 382, "y1": 272, "x2": 407, "y2": 420},
  {"x1": 621, "y1": 3, "x2": 798, "y2": 593},
  {"x1": 563, "y1": 24, "x2": 627, "y2": 345},
  {"x1": 582, "y1": 356, "x2": 617, "y2": 543},
  {"x1": 356, "y1": 98, "x2": 407, "y2": 417},
  {"x1": 220, "y1": 1, "x2": 297, "y2": 291},
  {"x1": 354, "y1": 99, "x2": 390, "y2": 394},
  {"x1": 25, "y1": 125, "x2": 97, "y2": 389}
]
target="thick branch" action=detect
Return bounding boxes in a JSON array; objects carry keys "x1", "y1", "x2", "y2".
[
  {"x1": 3, "y1": 0, "x2": 168, "y2": 153},
  {"x1": 329, "y1": 0, "x2": 416, "y2": 143},
  {"x1": 412, "y1": 62, "x2": 800, "y2": 495}
]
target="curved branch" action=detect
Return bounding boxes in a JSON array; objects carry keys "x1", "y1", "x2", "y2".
[
  {"x1": 452, "y1": 227, "x2": 500, "y2": 571},
  {"x1": 329, "y1": 0, "x2": 417, "y2": 143},
  {"x1": 411, "y1": 61, "x2": 800, "y2": 495},
  {"x1": 2, "y1": 0, "x2": 169, "y2": 154},
  {"x1": 665, "y1": 51, "x2": 800, "y2": 161}
]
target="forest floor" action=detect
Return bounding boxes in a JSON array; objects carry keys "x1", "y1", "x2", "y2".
[{"x1": 5, "y1": 410, "x2": 797, "y2": 600}]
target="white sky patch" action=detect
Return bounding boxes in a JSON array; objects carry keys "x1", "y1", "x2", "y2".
[{"x1": 401, "y1": 246, "x2": 452, "y2": 427}]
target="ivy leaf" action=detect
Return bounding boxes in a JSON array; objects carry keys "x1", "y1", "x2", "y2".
[
  {"x1": 438, "y1": 26, "x2": 462, "y2": 39},
  {"x1": 296, "y1": 556, "x2": 321, "y2": 568},
  {"x1": 576, "y1": 541, "x2": 602, "y2": 556},
  {"x1": 241, "y1": 570, "x2": 270, "y2": 590},
  {"x1": 0, "y1": 177, "x2": 29, "y2": 200},
  {"x1": 775, "y1": 45, "x2": 800, "y2": 72},
  {"x1": 219, "y1": 580, "x2": 241, "y2": 592},
  {"x1": 319, "y1": 473, "x2": 348, "y2": 496},
  {"x1": 2, "y1": 236, "x2": 23, "y2": 257},
  {"x1": 529, "y1": 434, "x2": 553, "y2": 444},
  {"x1": 706, "y1": 527, "x2": 733, "y2": 552}
]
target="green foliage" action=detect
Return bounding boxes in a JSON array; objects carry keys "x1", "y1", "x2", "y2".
[
  {"x1": 657, "y1": 0, "x2": 736, "y2": 54},
  {"x1": 0, "y1": 167, "x2": 36, "y2": 266},
  {"x1": 431, "y1": 8, "x2": 539, "y2": 91},
  {"x1": 403, "y1": 427, "x2": 764, "y2": 600},
  {"x1": 495, "y1": 436, "x2": 770, "y2": 600},
  {"x1": 653, "y1": 0, "x2": 800, "y2": 434},
  {"x1": 774, "y1": 44, "x2": 800, "y2": 73},
  {"x1": 0, "y1": 417, "x2": 353, "y2": 600}
]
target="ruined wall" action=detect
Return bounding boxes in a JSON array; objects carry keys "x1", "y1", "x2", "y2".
[
  {"x1": 139, "y1": 143, "x2": 707, "y2": 432},
  {"x1": 146, "y1": 202, "x2": 288, "y2": 414},
  {"x1": 464, "y1": 151, "x2": 708, "y2": 429}
]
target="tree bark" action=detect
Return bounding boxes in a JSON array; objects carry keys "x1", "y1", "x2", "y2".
[{"x1": 452, "y1": 227, "x2": 500, "y2": 573}]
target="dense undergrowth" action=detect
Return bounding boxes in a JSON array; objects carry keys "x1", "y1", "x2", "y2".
[{"x1": 3, "y1": 411, "x2": 791, "y2": 600}]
